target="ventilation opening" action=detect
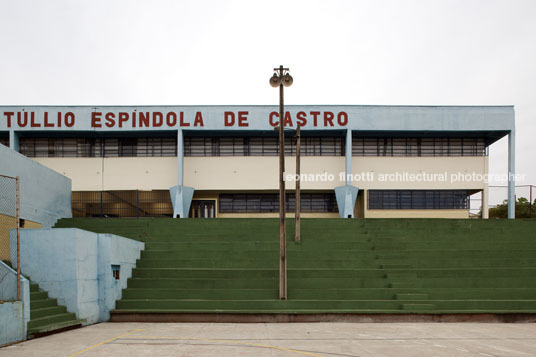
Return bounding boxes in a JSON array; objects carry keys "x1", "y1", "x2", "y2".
[{"x1": 112, "y1": 265, "x2": 120, "y2": 280}]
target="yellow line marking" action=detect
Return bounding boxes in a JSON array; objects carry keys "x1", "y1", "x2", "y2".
[
  {"x1": 118, "y1": 335, "x2": 324, "y2": 356},
  {"x1": 66, "y1": 329, "x2": 145, "y2": 357}
]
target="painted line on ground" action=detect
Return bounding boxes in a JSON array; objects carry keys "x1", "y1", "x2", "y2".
[
  {"x1": 66, "y1": 329, "x2": 146, "y2": 357},
  {"x1": 120, "y1": 335, "x2": 325, "y2": 356}
]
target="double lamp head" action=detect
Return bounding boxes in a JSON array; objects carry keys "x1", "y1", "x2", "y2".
[{"x1": 269, "y1": 72, "x2": 293, "y2": 88}]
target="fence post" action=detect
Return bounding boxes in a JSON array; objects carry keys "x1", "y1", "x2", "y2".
[
  {"x1": 16, "y1": 176, "x2": 20, "y2": 301},
  {"x1": 530, "y1": 185, "x2": 533, "y2": 218},
  {"x1": 136, "y1": 190, "x2": 139, "y2": 218}
]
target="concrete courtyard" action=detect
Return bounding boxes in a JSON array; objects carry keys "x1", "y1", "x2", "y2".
[{"x1": 1, "y1": 322, "x2": 536, "y2": 356}]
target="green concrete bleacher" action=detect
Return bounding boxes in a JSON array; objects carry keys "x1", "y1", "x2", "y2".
[
  {"x1": 28, "y1": 282, "x2": 84, "y2": 337},
  {"x1": 53, "y1": 218, "x2": 536, "y2": 315}
]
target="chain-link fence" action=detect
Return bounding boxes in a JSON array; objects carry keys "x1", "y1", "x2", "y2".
[
  {"x1": 461, "y1": 185, "x2": 534, "y2": 218},
  {"x1": 0, "y1": 174, "x2": 21, "y2": 300}
]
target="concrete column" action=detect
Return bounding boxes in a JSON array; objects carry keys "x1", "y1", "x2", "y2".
[
  {"x1": 178, "y1": 129, "x2": 184, "y2": 186},
  {"x1": 335, "y1": 129, "x2": 358, "y2": 218},
  {"x1": 508, "y1": 130, "x2": 515, "y2": 219},
  {"x1": 9, "y1": 130, "x2": 19, "y2": 152},
  {"x1": 482, "y1": 186, "x2": 489, "y2": 219},
  {"x1": 170, "y1": 129, "x2": 194, "y2": 218},
  {"x1": 482, "y1": 155, "x2": 489, "y2": 219},
  {"x1": 345, "y1": 128, "x2": 352, "y2": 184}
]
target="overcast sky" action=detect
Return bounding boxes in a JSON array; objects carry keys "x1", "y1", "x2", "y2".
[{"x1": 1, "y1": 0, "x2": 535, "y2": 203}]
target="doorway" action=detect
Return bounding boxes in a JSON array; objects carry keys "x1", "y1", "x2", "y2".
[{"x1": 189, "y1": 200, "x2": 216, "y2": 218}]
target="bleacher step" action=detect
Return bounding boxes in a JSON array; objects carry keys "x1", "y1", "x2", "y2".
[
  {"x1": 401, "y1": 304, "x2": 436, "y2": 310},
  {"x1": 52, "y1": 218, "x2": 536, "y2": 316},
  {"x1": 395, "y1": 294, "x2": 429, "y2": 301},
  {"x1": 28, "y1": 319, "x2": 84, "y2": 336},
  {"x1": 27, "y1": 281, "x2": 85, "y2": 338},
  {"x1": 390, "y1": 282, "x2": 418, "y2": 288},
  {"x1": 385, "y1": 273, "x2": 418, "y2": 279},
  {"x1": 381, "y1": 264, "x2": 413, "y2": 269}
]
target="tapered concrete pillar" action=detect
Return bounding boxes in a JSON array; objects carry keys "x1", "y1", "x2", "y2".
[
  {"x1": 170, "y1": 129, "x2": 194, "y2": 218},
  {"x1": 335, "y1": 128, "x2": 358, "y2": 218}
]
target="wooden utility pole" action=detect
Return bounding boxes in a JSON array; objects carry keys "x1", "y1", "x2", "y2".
[
  {"x1": 278, "y1": 67, "x2": 287, "y2": 300},
  {"x1": 295, "y1": 125, "x2": 301, "y2": 242},
  {"x1": 269, "y1": 65, "x2": 293, "y2": 300}
]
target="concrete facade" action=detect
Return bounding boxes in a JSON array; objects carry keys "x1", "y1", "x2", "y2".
[
  {"x1": 0, "y1": 105, "x2": 515, "y2": 218},
  {"x1": 10, "y1": 228, "x2": 144, "y2": 325}
]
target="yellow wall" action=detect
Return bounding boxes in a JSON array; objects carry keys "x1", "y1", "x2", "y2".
[
  {"x1": 33, "y1": 156, "x2": 488, "y2": 191},
  {"x1": 351, "y1": 156, "x2": 488, "y2": 190},
  {"x1": 23, "y1": 220, "x2": 42, "y2": 229},
  {"x1": 32, "y1": 156, "x2": 488, "y2": 219},
  {"x1": 32, "y1": 157, "x2": 177, "y2": 191},
  {"x1": 0, "y1": 214, "x2": 42, "y2": 261},
  {"x1": 185, "y1": 156, "x2": 345, "y2": 190},
  {"x1": 0, "y1": 214, "x2": 16, "y2": 261}
]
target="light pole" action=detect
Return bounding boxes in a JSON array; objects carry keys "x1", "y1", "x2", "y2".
[
  {"x1": 269, "y1": 65, "x2": 293, "y2": 300},
  {"x1": 295, "y1": 124, "x2": 301, "y2": 243}
]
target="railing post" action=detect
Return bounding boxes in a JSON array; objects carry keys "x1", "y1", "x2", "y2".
[
  {"x1": 16, "y1": 176, "x2": 20, "y2": 301},
  {"x1": 530, "y1": 185, "x2": 533, "y2": 218}
]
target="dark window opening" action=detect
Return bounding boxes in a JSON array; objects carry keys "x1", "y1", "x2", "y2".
[
  {"x1": 219, "y1": 193, "x2": 338, "y2": 213},
  {"x1": 368, "y1": 190, "x2": 469, "y2": 209},
  {"x1": 19, "y1": 137, "x2": 177, "y2": 158},
  {"x1": 72, "y1": 190, "x2": 173, "y2": 217},
  {"x1": 185, "y1": 136, "x2": 344, "y2": 157},
  {"x1": 352, "y1": 137, "x2": 488, "y2": 157},
  {"x1": 0, "y1": 137, "x2": 10, "y2": 147},
  {"x1": 111, "y1": 265, "x2": 120, "y2": 280}
]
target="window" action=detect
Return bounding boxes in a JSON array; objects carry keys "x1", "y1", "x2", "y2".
[
  {"x1": 19, "y1": 137, "x2": 177, "y2": 157},
  {"x1": 72, "y1": 190, "x2": 173, "y2": 217},
  {"x1": 352, "y1": 137, "x2": 487, "y2": 157},
  {"x1": 219, "y1": 193, "x2": 338, "y2": 213},
  {"x1": 112, "y1": 265, "x2": 120, "y2": 280},
  {"x1": 16, "y1": 135, "x2": 488, "y2": 158},
  {"x1": 368, "y1": 190, "x2": 469, "y2": 209},
  {"x1": 220, "y1": 137, "x2": 247, "y2": 156},
  {"x1": 0, "y1": 137, "x2": 8, "y2": 147},
  {"x1": 184, "y1": 136, "x2": 344, "y2": 157}
]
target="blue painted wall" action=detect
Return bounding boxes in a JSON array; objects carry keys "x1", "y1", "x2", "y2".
[
  {"x1": 0, "y1": 302, "x2": 24, "y2": 346},
  {"x1": 0, "y1": 144, "x2": 72, "y2": 228},
  {"x1": 97, "y1": 233, "x2": 145, "y2": 321},
  {"x1": 0, "y1": 260, "x2": 29, "y2": 345},
  {"x1": 10, "y1": 228, "x2": 143, "y2": 324}
]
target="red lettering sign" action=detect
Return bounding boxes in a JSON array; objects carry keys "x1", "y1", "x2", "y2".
[{"x1": 237, "y1": 111, "x2": 248, "y2": 127}]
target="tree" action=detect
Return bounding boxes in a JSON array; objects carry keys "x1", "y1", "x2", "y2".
[{"x1": 489, "y1": 197, "x2": 536, "y2": 218}]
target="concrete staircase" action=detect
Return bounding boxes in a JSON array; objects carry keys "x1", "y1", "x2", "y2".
[
  {"x1": 28, "y1": 283, "x2": 84, "y2": 337},
  {"x1": 53, "y1": 218, "x2": 536, "y2": 319}
]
